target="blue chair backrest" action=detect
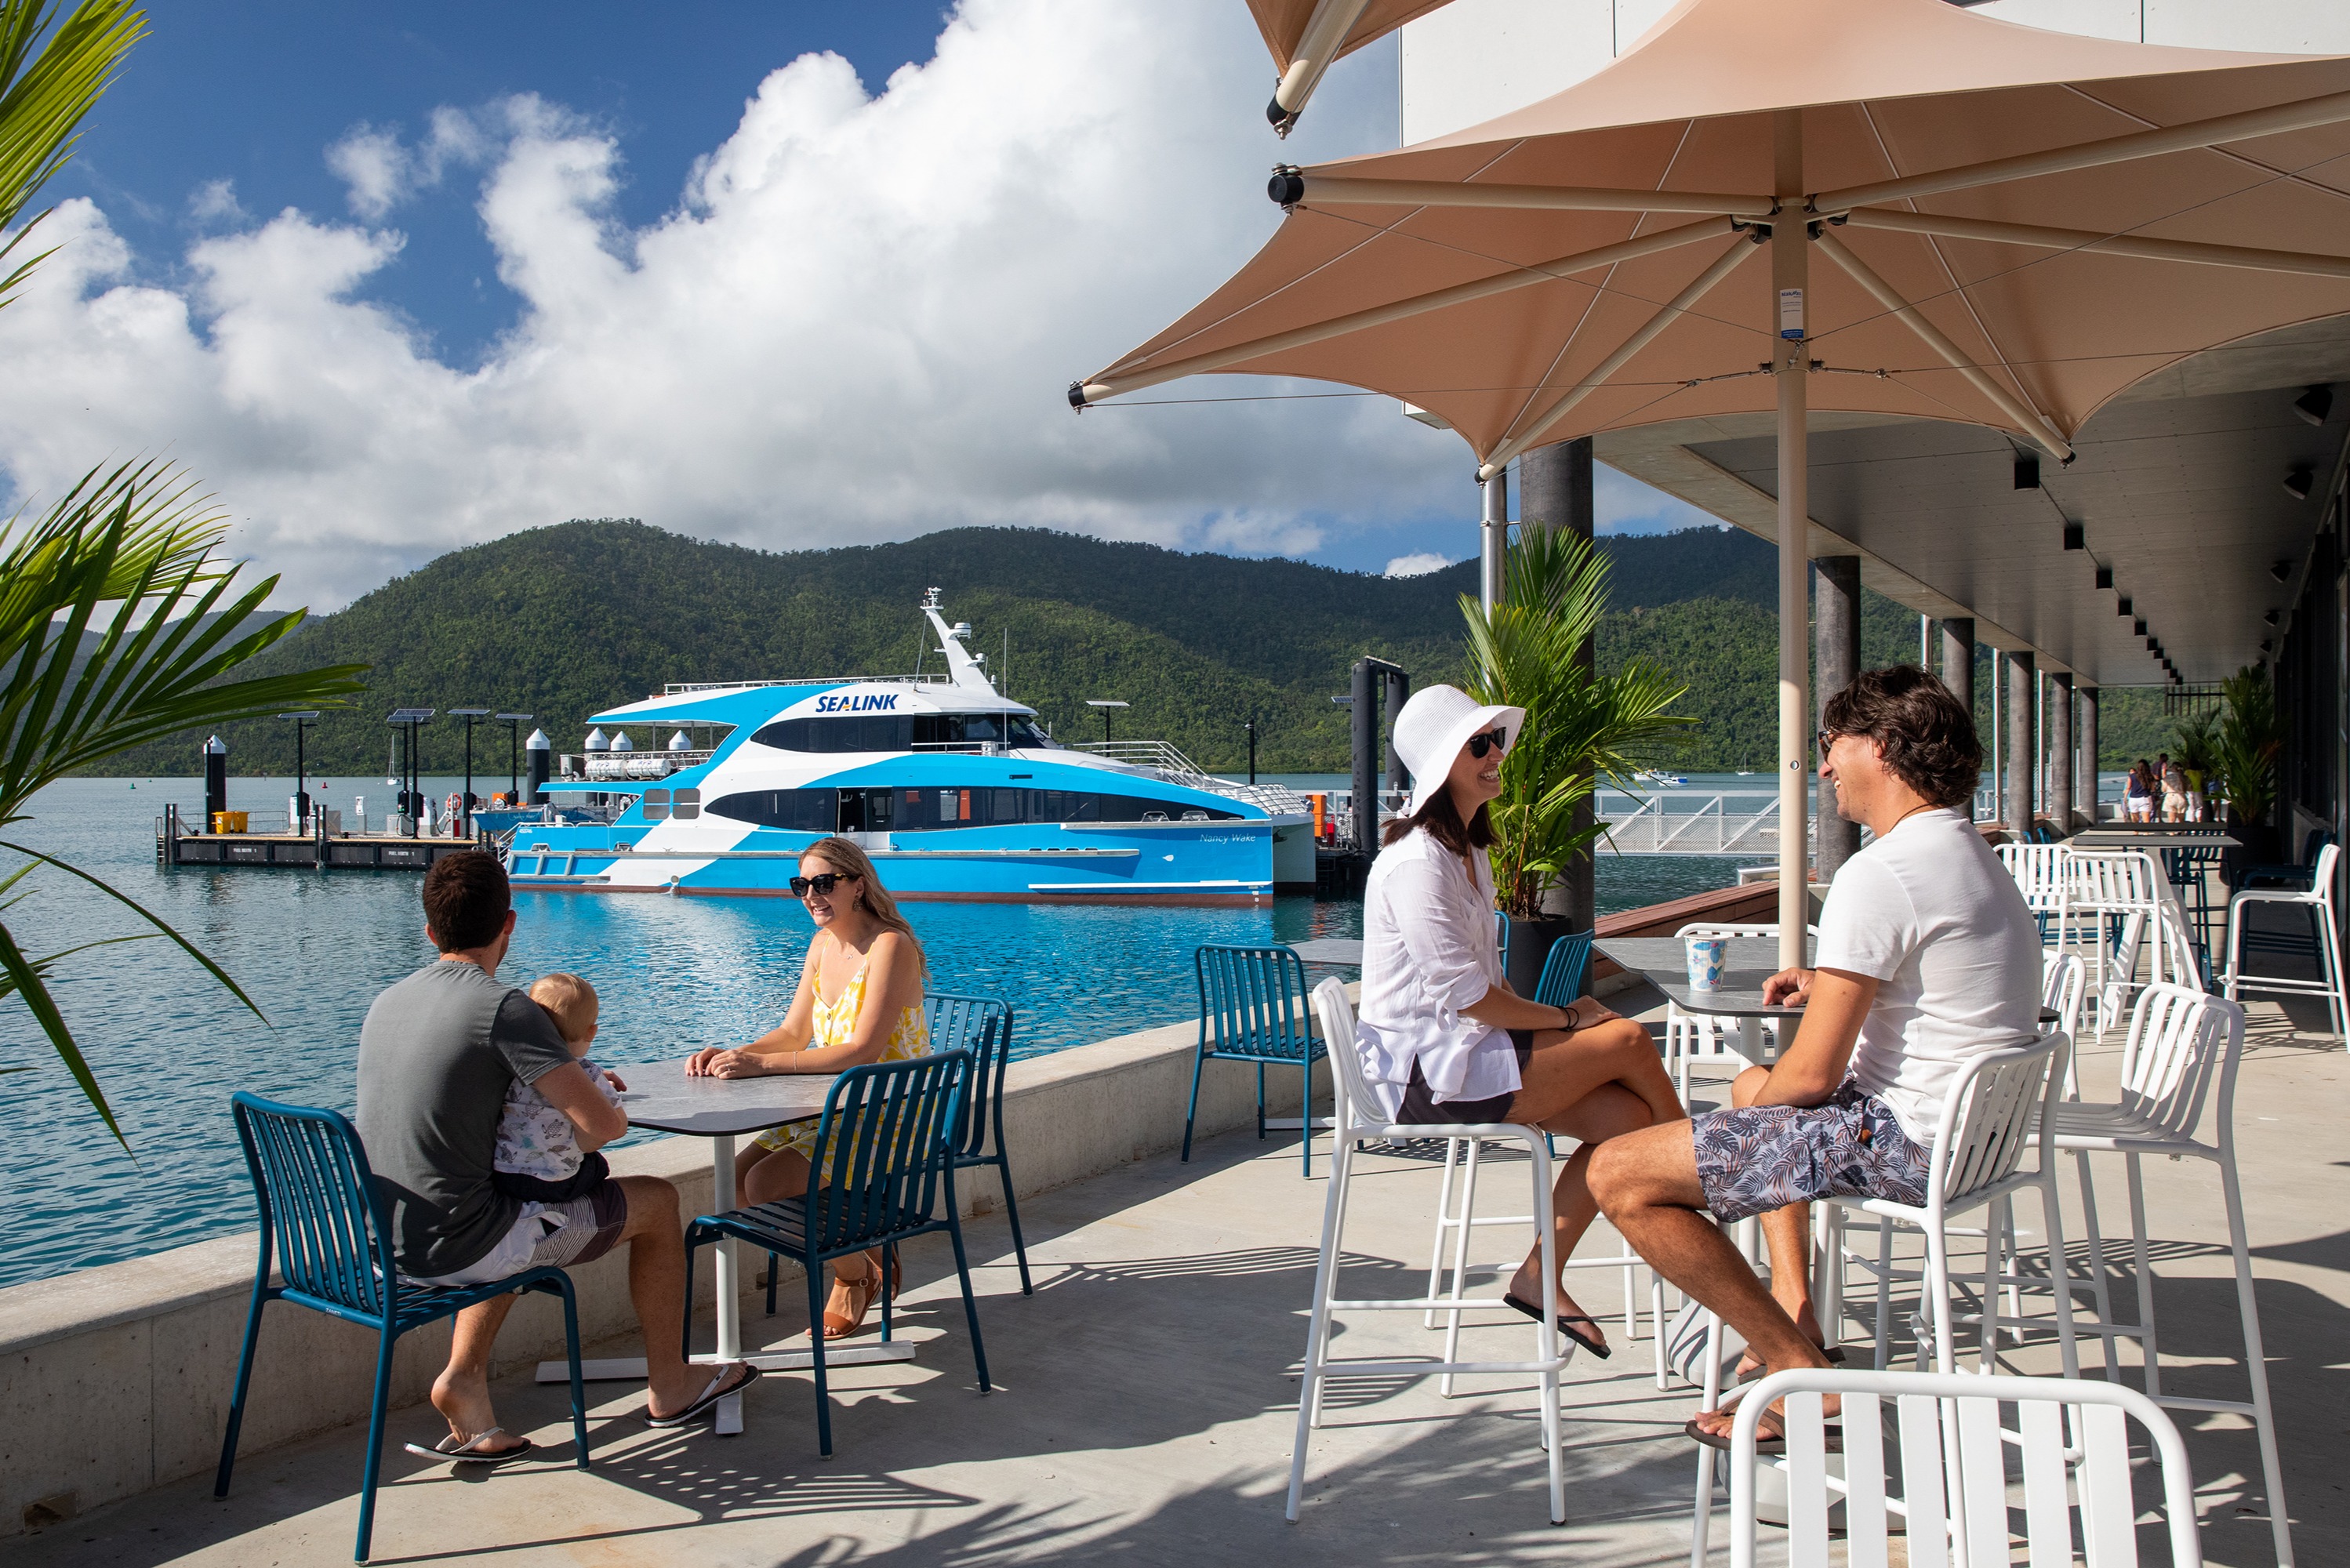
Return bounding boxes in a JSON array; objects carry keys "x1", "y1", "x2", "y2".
[
  {"x1": 229, "y1": 1091, "x2": 395, "y2": 1318},
  {"x1": 804, "y1": 1051, "x2": 971, "y2": 1255},
  {"x1": 1532, "y1": 932, "x2": 1594, "y2": 1007},
  {"x1": 2304, "y1": 828, "x2": 2336, "y2": 866},
  {"x1": 1195, "y1": 945, "x2": 1314, "y2": 1059},
  {"x1": 1495, "y1": 909, "x2": 1510, "y2": 969},
  {"x1": 926, "y1": 993, "x2": 1012, "y2": 1160}
]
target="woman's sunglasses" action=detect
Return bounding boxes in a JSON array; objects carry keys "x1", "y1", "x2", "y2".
[
  {"x1": 1466, "y1": 726, "x2": 1509, "y2": 759},
  {"x1": 789, "y1": 872, "x2": 858, "y2": 898}
]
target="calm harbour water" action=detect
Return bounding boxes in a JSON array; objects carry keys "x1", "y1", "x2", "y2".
[{"x1": 0, "y1": 774, "x2": 1762, "y2": 1286}]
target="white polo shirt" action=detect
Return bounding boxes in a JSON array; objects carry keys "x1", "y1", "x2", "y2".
[{"x1": 1814, "y1": 808, "x2": 2043, "y2": 1144}]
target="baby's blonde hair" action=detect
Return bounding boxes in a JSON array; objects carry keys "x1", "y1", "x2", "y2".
[{"x1": 529, "y1": 972, "x2": 600, "y2": 1046}]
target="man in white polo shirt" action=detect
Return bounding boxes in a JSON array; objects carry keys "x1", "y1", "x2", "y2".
[{"x1": 1589, "y1": 666, "x2": 2041, "y2": 1445}]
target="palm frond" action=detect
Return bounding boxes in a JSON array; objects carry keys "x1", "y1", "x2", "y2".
[{"x1": 0, "y1": 0, "x2": 144, "y2": 312}]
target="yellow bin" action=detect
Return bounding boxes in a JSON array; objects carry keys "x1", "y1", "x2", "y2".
[{"x1": 211, "y1": 810, "x2": 249, "y2": 834}]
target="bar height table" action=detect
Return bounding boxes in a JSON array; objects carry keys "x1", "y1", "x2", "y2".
[
  {"x1": 532, "y1": 1058, "x2": 917, "y2": 1436},
  {"x1": 1593, "y1": 935, "x2": 1811, "y2": 1062}
]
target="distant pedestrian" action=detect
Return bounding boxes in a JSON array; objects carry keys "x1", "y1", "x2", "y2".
[
  {"x1": 2124, "y1": 760, "x2": 2153, "y2": 822},
  {"x1": 2159, "y1": 753, "x2": 2187, "y2": 823}
]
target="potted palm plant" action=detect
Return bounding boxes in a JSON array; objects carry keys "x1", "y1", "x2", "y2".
[
  {"x1": 1459, "y1": 526, "x2": 1691, "y2": 993},
  {"x1": 2213, "y1": 663, "x2": 2286, "y2": 880},
  {"x1": 2170, "y1": 707, "x2": 2220, "y2": 824}
]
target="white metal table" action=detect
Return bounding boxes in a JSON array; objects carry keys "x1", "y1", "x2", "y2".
[{"x1": 531, "y1": 1058, "x2": 916, "y2": 1436}]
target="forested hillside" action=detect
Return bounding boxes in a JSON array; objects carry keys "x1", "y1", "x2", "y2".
[{"x1": 101, "y1": 518, "x2": 2177, "y2": 779}]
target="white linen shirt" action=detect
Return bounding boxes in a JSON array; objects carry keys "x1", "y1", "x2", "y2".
[{"x1": 1355, "y1": 828, "x2": 1517, "y2": 1121}]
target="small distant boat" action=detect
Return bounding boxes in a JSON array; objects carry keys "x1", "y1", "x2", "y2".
[{"x1": 1634, "y1": 769, "x2": 1690, "y2": 787}]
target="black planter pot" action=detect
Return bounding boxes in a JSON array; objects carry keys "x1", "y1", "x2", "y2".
[
  {"x1": 1505, "y1": 915, "x2": 1582, "y2": 999},
  {"x1": 2221, "y1": 813, "x2": 2282, "y2": 888}
]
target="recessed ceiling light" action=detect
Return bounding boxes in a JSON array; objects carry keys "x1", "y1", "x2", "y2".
[
  {"x1": 2116, "y1": 597, "x2": 2132, "y2": 616},
  {"x1": 2295, "y1": 385, "x2": 2333, "y2": 426},
  {"x1": 2264, "y1": 609, "x2": 2280, "y2": 627},
  {"x1": 2061, "y1": 523, "x2": 2085, "y2": 550},
  {"x1": 2014, "y1": 455, "x2": 2040, "y2": 490},
  {"x1": 2134, "y1": 619, "x2": 2148, "y2": 635},
  {"x1": 2284, "y1": 467, "x2": 2314, "y2": 502},
  {"x1": 2094, "y1": 566, "x2": 2113, "y2": 590},
  {"x1": 2272, "y1": 559, "x2": 2294, "y2": 583},
  {"x1": 2259, "y1": 639, "x2": 2274, "y2": 655}
]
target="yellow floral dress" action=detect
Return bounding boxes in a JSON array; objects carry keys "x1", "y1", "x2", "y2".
[{"x1": 751, "y1": 957, "x2": 929, "y2": 1181}]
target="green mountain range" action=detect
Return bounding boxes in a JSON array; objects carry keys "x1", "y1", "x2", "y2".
[{"x1": 99, "y1": 517, "x2": 2171, "y2": 781}]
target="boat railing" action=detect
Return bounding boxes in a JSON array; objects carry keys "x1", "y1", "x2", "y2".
[
  {"x1": 1073, "y1": 740, "x2": 1313, "y2": 815},
  {"x1": 659, "y1": 676, "x2": 957, "y2": 695},
  {"x1": 577, "y1": 750, "x2": 717, "y2": 780}
]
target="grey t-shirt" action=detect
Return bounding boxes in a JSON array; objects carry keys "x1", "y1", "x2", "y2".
[{"x1": 356, "y1": 960, "x2": 576, "y2": 1276}]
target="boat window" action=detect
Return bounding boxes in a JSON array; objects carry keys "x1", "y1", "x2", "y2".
[
  {"x1": 1007, "y1": 717, "x2": 1052, "y2": 747},
  {"x1": 751, "y1": 710, "x2": 1054, "y2": 753},
  {"x1": 707, "y1": 784, "x2": 1239, "y2": 833},
  {"x1": 641, "y1": 788, "x2": 670, "y2": 822},
  {"x1": 672, "y1": 788, "x2": 700, "y2": 821},
  {"x1": 706, "y1": 788, "x2": 840, "y2": 833}
]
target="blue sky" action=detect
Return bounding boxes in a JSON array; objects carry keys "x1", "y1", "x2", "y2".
[{"x1": 11, "y1": 0, "x2": 1716, "y2": 604}]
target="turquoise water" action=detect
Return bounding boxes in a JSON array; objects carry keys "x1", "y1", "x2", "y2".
[{"x1": 0, "y1": 775, "x2": 1758, "y2": 1286}]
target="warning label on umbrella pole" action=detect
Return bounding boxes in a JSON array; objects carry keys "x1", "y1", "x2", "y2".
[{"x1": 1778, "y1": 288, "x2": 1804, "y2": 342}]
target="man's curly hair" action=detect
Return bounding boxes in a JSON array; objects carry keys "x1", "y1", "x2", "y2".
[{"x1": 1820, "y1": 665, "x2": 1982, "y2": 809}]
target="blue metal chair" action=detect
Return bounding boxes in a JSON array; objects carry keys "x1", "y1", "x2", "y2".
[
  {"x1": 765, "y1": 994, "x2": 1033, "y2": 1312},
  {"x1": 1495, "y1": 909, "x2": 1511, "y2": 971},
  {"x1": 213, "y1": 1092, "x2": 590, "y2": 1563},
  {"x1": 2236, "y1": 827, "x2": 2335, "y2": 891},
  {"x1": 1531, "y1": 931, "x2": 1593, "y2": 1007},
  {"x1": 686, "y1": 1051, "x2": 989, "y2": 1457},
  {"x1": 1183, "y1": 944, "x2": 1328, "y2": 1176}
]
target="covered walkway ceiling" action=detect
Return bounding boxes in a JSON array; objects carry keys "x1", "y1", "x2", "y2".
[{"x1": 1594, "y1": 317, "x2": 2350, "y2": 688}]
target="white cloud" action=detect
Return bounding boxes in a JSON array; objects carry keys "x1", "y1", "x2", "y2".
[
  {"x1": 1384, "y1": 551, "x2": 1450, "y2": 578},
  {"x1": 1596, "y1": 463, "x2": 1723, "y2": 535},
  {"x1": 187, "y1": 179, "x2": 244, "y2": 226},
  {"x1": 0, "y1": 0, "x2": 1461, "y2": 611}
]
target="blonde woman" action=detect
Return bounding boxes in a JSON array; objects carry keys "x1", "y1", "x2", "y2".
[{"x1": 685, "y1": 837, "x2": 930, "y2": 1338}]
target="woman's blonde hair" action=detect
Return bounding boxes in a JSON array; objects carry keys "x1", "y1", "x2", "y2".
[{"x1": 800, "y1": 836, "x2": 926, "y2": 978}]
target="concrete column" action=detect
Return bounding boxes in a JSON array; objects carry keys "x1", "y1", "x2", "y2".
[
  {"x1": 1522, "y1": 437, "x2": 1596, "y2": 942},
  {"x1": 1939, "y1": 617, "x2": 1974, "y2": 717},
  {"x1": 2078, "y1": 688, "x2": 2100, "y2": 823},
  {"x1": 1814, "y1": 555, "x2": 1863, "y2": 882},
  {"x1": 2047, "y1": 673, "x2": 2074, "y2": 833},
  {"x1": 2007, "y1": 651, "x2": 2036, "y2": 839}
]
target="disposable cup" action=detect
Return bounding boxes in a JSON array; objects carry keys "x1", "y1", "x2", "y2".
[{"x1": 1686, "y1": 937, "x2": 1728, "y2": 992}]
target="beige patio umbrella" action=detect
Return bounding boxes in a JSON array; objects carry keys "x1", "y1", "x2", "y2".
[
  {"x1": 1075, "y1": 0, "x2": 2350, "y2": 1012},
  {"x1": 1248, "y1": 0, "x2": 1455, "y2": 132}
]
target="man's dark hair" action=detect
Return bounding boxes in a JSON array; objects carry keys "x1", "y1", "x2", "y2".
[
  {"x1": 1821, "y1": 664, "x2": 1982, "y2": 810},
  {"x1": 422, "y1": 851, "x2": 510, "y2": 952},
  {"x1": 1382, "y1": 784, "x2": 1495, "y2": 853}
]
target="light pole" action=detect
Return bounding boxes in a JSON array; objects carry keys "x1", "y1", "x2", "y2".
[
  {"x1": 1245, "y1": 714, "x2": 1258, "y2": 785},
  {"x1": 281, "y1": 711, "x2": 318, "y2": 825},
  {"x1": 1085, "y1": 699, "x2": 1128, "y2": 745},
  {"x1": 498, "y1": 712, "x2": 533, "y2": 801},
  {"x1": 450, "y1": 707, "x2": 491, "y2": 832},
  {"x1": 389, "y1": 709, "x2": 434, "y2": 837}
]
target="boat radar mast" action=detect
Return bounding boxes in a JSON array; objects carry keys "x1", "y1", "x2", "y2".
[{"x1": 921, "y1": 590, "x2": 999, "y2": 693}]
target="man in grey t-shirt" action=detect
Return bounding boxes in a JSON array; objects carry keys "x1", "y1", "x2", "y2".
[{"x1": 357, "y1": 852, "x2": 754, "y2": 1458}]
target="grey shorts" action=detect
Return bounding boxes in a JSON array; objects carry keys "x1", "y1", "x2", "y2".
[
  {"x1": 1691, "y1": 1082, "x2": 1932, "y2": 1223},
  {"x1": 416, "y1": 1180, "x2": 627, "y2": 1287}
]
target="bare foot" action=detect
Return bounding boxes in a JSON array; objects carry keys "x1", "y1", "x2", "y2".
[
  {"x1": 1505, "y1": 1264, "x2": 1609, "y2": 1355},
  {"x1": 1735, "y1": 1296, "x2": 1825, "y2": 1378},
  {"x1": 430, "y1": 1366, "x2": 528, "y2": 1456}
]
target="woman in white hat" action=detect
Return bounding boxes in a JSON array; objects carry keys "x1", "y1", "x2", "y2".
[{"x1": 1357, "y1": 684, "x2": 1684, "y2": 1356}]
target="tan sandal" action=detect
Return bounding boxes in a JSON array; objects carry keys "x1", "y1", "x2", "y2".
[{"x1": 822, "y1": 1266, "x2": 880, "y2": 1339}]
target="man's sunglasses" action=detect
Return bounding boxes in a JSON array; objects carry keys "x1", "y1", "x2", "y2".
[
  {"x1": 1466, "y1": 726, "x2": 1509, "y2": 759},
  {"x1": 789, "y1": 872, "x2": 858, "y2": 898}
]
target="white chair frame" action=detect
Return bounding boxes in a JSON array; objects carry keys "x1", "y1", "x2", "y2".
[
  {"x1": 2040, "y1": 983, "x2": 2294, "y2": 1566},
  {"x1": 2063, "y1": 849, "x2": 2189, "y2": 1033},
  {"x1": 1693, "y1": 1029, "x2": 2079, "y2": 1568},
  {"x1": 2222, "y1": 840, "x2": 2346, "y2": 1041},
  {"x1": 1290, "y1": 978, "x2": 1571, "y2": 1524},
  {"x1": 1664, "y1": 924, "x2": 1816, "y2": 1102},
  {"x1": 1727, "y1": 1369, "x2": 2203, "y2": 1568}
]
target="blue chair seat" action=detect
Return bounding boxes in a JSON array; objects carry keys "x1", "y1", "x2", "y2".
[{"x1": 214, "y1": 1093, "x2": 591, "y2": 1563}]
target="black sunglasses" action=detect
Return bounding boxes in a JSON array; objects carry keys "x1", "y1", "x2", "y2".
[
  {"x1": 789, "y1": 871, "x2": 858, "y2": 898},
  {"x1": 1465, "y1": 726, "x2": 1509, "y2": 759}
]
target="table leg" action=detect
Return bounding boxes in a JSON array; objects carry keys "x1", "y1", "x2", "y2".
[{"x1": 710, "y1": 1134, "x2": 743, "y2": 1436}]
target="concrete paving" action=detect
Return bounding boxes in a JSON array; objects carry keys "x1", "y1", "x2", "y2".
[{"x1": 14, "y1": 975, "x2": 2350, "y2": 1567}]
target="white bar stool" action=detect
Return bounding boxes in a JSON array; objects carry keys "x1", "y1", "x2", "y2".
[{"x1": 2223, "y1": 841, "x2": 2346, "y2": 1041}]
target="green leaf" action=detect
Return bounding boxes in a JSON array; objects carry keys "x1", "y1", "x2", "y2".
[
  {"x1": 0, "y1": 840, "x2": 270, "y2": 1024},
  {"x1": 0, "y1": 914, "x2": 121, "y2": 1147}
]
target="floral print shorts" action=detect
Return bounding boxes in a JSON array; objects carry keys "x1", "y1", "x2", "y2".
[{"x1": 1691, "y1": 1081, "x2": 1932, "y2": 1223}]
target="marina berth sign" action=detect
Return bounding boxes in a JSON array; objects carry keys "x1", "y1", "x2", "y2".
[{"x1": 502, "y1": 590, "x2": 1317, "y2": 905}]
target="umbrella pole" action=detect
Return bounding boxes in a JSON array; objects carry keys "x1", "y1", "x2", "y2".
[
  {"x1": 1774, "y1": 116, "x2": 1810, "y2": 971},
  {"x1": 1480, "y1": 470, "x2": 1508, "y2": 613}
]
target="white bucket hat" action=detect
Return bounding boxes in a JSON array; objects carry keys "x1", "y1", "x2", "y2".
[{"x1": 1391, "y1": 684, "x2": 1525, "y2": 819}]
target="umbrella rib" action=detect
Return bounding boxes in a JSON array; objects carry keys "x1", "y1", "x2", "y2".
[
  {"x1": 1813, "y1": 228, "x2": 2073, "y2": 461},
  {"x1": 1288, "y1": 175, "x2": 1774, "y2": 218},
  {"x1": 1076, "y1": 216, "x2": 1737, "y2": 403},
  {"x1": 1268, "y1": 0, "x2": 1375, "y2": 131},
  {"x1": 1840, "y1": 208, "x2": 2350, "y2": 279},
  {"x1": 1476, "y1": 236, "x2": 1760, "y2": 480},
  {"x1": 1811, "y1": 85, "x2": 2350, "y2": 212}
]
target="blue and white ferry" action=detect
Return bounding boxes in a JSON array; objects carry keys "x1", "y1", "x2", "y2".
[{"x1": 503, "y1": 592, "x2": 1314, "y2": 903}]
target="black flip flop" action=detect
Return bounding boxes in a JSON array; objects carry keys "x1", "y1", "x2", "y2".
[
  {"x1": 1502, "y1": 1293, "x2": 1611, "y2": 1359},
  {"x1": 644, "y1": 1363, "x2": 763, "y2": 1428},
  {"x1": 1684, "y1": 1414, "x2": 1843, "y2": 1454},
  {"x1": 401, "y1": 1428, "x2": 536, "y2": 1468}
]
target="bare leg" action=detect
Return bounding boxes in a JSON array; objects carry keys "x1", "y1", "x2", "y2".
[
  {"x1": 1502, "y1": 1081, "x2": 1656, "y2": 1349},
  {"x1": 737, "y1": 1149, "x2": 877, "y2": 1328},
  {"x1": 616, "y1": 1175, "x2": 744, "y2": 1418},
  {"x1": 1589, "y1": 1119, "x2": 1831, "y2": 1437},
  {"x1": 1723, "y1": 1065, "x2": 1822, "y2": 1372},
  {"x1": 434, "y1": 1294, "x2": 525, "y2": 1453}
]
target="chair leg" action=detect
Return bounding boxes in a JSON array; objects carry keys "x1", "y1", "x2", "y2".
[
  {"x1": 1438, "y1": 1138, "x2": 1481, "y2": 1398},
  {"x1": 212, "y1": 1289, "x2": 267, "y2": 1498},
  {"x1": 994, "y1": 1153, "x2": 1033, "y2": 1296},
  {"x1": 1180, "y1": 1045, "x2": 1208, "y2": 1163},
  {"x1": 1256, "y1": 1062, "x2": 1268, "y2": 1142},
  {"x1": 1872, "y1": 1217, "x2": 1894, "y2": 1370},
  {"x1": 354, "y1": 1326, "x2": 397, "y2": 1562},
  {"x1": 1529, "y1": 1138, "x2": 1564, "y2": 1527},
  {"x1": 1286, "y1": 1136, "x2": 1349, "y2": 1521},
  {"x1": 1978, "y1": 1203, "x2": 2003, "y2": 1373},
  {"x1": 2125, "y1": 1154, "x2": 2163, "y2": 1399},
  {"x1": 1424, "y1": 1137, "x2": 1462, "y2": 1330},
  {"x1": 1688, "y1": 1311, "x2": 1723, "y2": 1568},
  {"x1": 946, "y1": 1214, "x2": 992, "y2": 1393},
  {"x1": 554, "y1": 1279, "x2": 591, "y2": 1468},
  {"x1": 804, "y1": 1254, "x2": 837, "y2": 1458},
  {"x1": 1924, "y1": 1222, "x2": 1955, "y2": 1375},
  {"x1": 2072, "y1": 1150, "x2": 2118, "y2": 1379},
  {"x1": 2207, "y1": 1154, "x2": 2298, "y2": 1568},
  {"x1": 2040, "y1": 1175, "x2": 2080, "y2": 1381},
  {"x1": 680, "y1": 1232, "x2": 700, "y2": 1359},
  {"x1": 1312, "y1": 1138, "x2": 1361, "y2": 1432}
]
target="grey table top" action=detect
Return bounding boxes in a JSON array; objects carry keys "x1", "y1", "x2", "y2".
[
  {"x1": 1290, "y1": 938, "x2": 1365, "y2": 966},
  {"x1": 612, "y1": 1057, "x2": 838, "y2": 1138},
  {"x1": 1595, "y1": 935, "x2": 1811, "y2": 1020},
  {"x1": 2069, "y1": 829, "x2": 2239, "y2": 849}
]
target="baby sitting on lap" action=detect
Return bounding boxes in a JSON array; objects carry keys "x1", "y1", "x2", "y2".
[{"x1": 493, "y1": 972, "x2": 626, "y2": 1203}]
